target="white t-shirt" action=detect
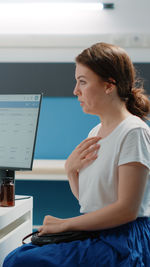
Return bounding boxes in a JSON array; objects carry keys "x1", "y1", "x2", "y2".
[{"x1": 79, "y1": 115, "x2": 150, "y2": 217}]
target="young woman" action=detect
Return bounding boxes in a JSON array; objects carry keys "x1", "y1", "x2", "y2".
[{"x1": 3, "y1": 43, "x2": 150, "y2": 266}]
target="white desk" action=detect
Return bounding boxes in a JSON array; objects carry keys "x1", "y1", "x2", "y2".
[{"x1": 0, "y1": 195, "x2": 33, "y2": 267}]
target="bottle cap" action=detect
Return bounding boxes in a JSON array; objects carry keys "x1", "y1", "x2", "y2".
[{"x1": 2, "y1": 177, "x2": 14, "y2": 183}]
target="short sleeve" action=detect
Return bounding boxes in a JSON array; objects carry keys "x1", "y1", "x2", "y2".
[{"x1": 118, "y1": 128, "x2": 150, "y2": 169}]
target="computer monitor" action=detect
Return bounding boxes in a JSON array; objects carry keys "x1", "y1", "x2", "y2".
[{"x1": 0, "y1": 94, "x2": 42, "y2": 179}]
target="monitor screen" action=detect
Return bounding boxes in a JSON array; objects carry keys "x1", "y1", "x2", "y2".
[{"x1": 0, "y1": 94, "x2": 42, "y2": 170}]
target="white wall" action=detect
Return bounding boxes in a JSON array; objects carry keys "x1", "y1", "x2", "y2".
[{"x1": 0, "y1": 0, "x2": 150, "y2": 62}]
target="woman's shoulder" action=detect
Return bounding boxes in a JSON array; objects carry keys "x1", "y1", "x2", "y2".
[
  {"x1": 120, "y1": 116, "x2": 150, "y2": 153},
  {"x1": 122, "y1": 115, "x2": 150, "y2": 134}
]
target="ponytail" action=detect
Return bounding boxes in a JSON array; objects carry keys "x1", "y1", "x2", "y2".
[{"x1": 126, "y1": 88, "x2": 150, "y2": 120}]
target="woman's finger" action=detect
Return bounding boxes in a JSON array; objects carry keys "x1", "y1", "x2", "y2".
[
  {"x1": 81, "y1": 143, "x2": 100, "y2": 159},
  {"x1": 77, "y1": 137, "x2": 101, "y2": 153},
  {"x1": 82, "y1": 153, "x2": 98, "y2": 167},
  {"x1": 38, "y1": 226, "x2": 43, "y2": 235}
]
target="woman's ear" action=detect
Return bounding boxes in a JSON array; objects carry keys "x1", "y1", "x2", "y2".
[
  {"x1": 105, "y1": 80, "x2": 116, "y2": 95},
  {"x1": 105, "y1": 85, "x2": 114, "y2": 95},
  {"x1": 105, "y1": 88, "x2": 112, "y2": 95}
]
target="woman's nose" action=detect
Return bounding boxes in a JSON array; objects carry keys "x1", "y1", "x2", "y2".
[{"x1": 73, "y1": 84, "x2": 81, "y2": 96}]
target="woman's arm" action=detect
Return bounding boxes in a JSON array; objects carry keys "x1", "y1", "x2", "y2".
[
  {"x1": 38, "y1": 162, "x2": 149, "y2": 235},
  {"x1": 65, "y1": 136, "x2": 101, "y2": 199},
  {"x1": 64, "y1": 163, "x2": 149, "y2": 231},
  {"x1": 66, "y1": 171, "x2": 79, "y2": 200}
]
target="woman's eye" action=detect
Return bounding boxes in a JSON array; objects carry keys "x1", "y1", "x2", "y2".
[{"x1": 80, "y1": 80, "x2": 86, "y2": 85}]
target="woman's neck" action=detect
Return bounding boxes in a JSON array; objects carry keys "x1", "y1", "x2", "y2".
[{"x1": 97, "y1": 106, "x2": 132, "y2": 139}]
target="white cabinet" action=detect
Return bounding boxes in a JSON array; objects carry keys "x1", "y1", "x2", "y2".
[{"x1": 0, "y1": 196, "x2": 33, "y2": 267}]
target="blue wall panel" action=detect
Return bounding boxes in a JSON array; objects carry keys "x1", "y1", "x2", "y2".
[
  {"x1": 34, "y1": 97, "x2": 100, "y2": 159},
  {"x1": 15, "y1": 180, "x2": 81, "y2": 226}
]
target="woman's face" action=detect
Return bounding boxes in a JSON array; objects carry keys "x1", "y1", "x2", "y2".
[{"x1": 74, "y1": 63, "x2": 109, "y2": 116}]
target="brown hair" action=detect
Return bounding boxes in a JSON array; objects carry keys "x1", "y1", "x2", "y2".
[{"x1": 76, "y1": 42, "x2": 150, "y2": 120}]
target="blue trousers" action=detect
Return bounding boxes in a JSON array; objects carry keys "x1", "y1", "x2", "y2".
[{"x1": 3, "y1": 217, "x2": 150, "y2": 267}]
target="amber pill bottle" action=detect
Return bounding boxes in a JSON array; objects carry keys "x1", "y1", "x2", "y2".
[{"x1": 0, "y1": 177, "x2": 15, "y2": 207}]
